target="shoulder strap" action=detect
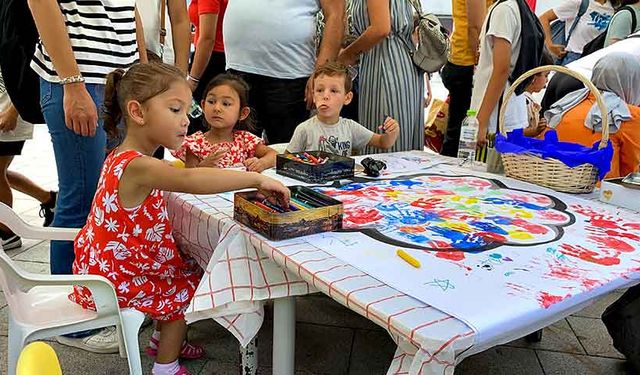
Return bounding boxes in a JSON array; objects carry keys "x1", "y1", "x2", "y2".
[
  {"x1": 577, "y1": 0, "x2": 589, "y2": 18},
  {"x1": 407, "y1": 0, "x2": 423, "y2": 16},
  {"x1": 159, "y1": 0, "x2": 167, "y2": 45},
  {"x1": 566, "y1": 0, "x2": 589, "y2": 44},
  {"x1": 485, "y1": 0, "x2": 505, "y2": 33},
  {"x1": 622, "y1": 5, "x2": 638, "y2": 33}
]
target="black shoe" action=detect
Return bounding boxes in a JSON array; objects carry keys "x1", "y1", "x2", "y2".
[
  {"x1": 39, "y1": 191, "x2": 57, "y2": 227},
  {"x1": 0, "y1": 230, "x2": 22, "y2": 250}
]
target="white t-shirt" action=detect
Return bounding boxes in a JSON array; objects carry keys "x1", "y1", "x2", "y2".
[
  {"x1": 223, "y1": 0, "x2": 320, "y2": 79},
  {"x1": 0, "y1": 72, "x2": 34, "y2": 142},
  {"x1": 137, "y1": 0, "x2": 175, "y2": 65},
  {"x1": 554, "y1": 0, "x2": 614, "y2": 54},
  {"x1": 470, "y1": 0, "x2": 527, "y2": 134},
  {"x1": 287, "y1": 116, "x2": 375, "y2": 157}
]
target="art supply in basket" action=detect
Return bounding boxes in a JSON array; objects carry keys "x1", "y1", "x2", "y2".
[
  {"x1": 285, "y1": 153, "x2": 328, "y2": 166},
  {"x1": 234, "y1": 186, "x2": 343, "y2": 240},
  {"x1": 289, "y1": 198, "x2": 310, "y2": 210},
  {"x1": 292, "y1": 191, "x2": 325, "y2": 208},
  {"x1": 276, "y1": 151, "x2": 355, "y2": 183}
]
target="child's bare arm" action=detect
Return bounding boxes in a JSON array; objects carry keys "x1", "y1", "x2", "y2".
[
  {"x1": 368, "y1": 117, "x2": 399, "y2": 149},
  {"x1": 477, "y1": 36, "x2": 511, "y2": 146},
  {"x1": 126, "y1": 156, "x2": 290, "y2": 203},
  {"x1": 245, "y1": 144, "x2": 277, "y2": 172}
]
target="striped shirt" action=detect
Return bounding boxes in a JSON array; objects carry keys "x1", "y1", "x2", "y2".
[{"x1": 31, "y1": 0, "x2": 139, "y2": 85}]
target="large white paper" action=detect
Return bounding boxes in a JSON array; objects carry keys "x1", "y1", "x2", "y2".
[{"x1": 291, "y1": 166, "x2": 640, "y2": 347}]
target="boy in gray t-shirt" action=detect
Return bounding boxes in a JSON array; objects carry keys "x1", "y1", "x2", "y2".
[{"x1": 287, "y1": 62, "x2": 399, "y2": 156}]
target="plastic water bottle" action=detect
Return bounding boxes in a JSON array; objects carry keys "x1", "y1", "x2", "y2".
[{"x1": 457, "y1": 110, "x2": 479, "y2": 162}]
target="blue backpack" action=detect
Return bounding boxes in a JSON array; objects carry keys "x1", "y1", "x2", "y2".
[{"x1": 550, "y1": 0, "x2": 590, "y2": 47}]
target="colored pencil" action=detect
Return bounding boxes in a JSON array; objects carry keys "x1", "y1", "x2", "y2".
[
  {"x1": 252, "y1": 200, "x2": 276, "y2": 213},
  {"x1": 289, "y1": 198, "x2": 309, "y2": 210},
  {"x1": 291, "y1": 195, "x2": 320, "y2": 208},
  {"x1": 262, "y1": 200, "x2": 286, "y2": 213},
  {"x1": 295, "y1": 190, "x2": 327, "y2": 207},
  {"x1": 304, "y1": 152, "x2": 319, "y2": 164}
]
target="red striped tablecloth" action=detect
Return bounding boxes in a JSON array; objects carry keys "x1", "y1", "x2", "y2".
[{"x1": 166, "y1": 190, "x2": 475, "y2": 375}]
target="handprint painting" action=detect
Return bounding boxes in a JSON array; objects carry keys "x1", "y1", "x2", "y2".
[{"x1": 316, "y1": 175, "x2": 574, "y2": 253}]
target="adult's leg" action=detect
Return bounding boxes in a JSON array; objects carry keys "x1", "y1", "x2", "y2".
[
  {"x1": 440, "y1": 62, "x2": 475, "y2": 157},
  {"x1": 6, "y1": 170, "x2": 53, "y2": 204},
  {"x1": 259, "y1": 76, "x2": 309, "y2": 144},
  {"x1": 40, "y1": 79, "x2": 106, "y2": 275}
]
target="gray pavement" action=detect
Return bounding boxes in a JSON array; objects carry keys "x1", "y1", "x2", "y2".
[{"x1": 0, "y1": 126, "x2": 634, "y2": 374}]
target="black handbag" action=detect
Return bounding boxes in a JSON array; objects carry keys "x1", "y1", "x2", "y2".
[
  {"x1": 0, "y1": 0, "x2": 44, "y2": 124},
  {"x1": 602, "y1": 284, "x2": 640, "y2": 372}
]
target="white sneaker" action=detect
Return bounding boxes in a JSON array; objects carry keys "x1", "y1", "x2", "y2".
[
  {"x1": 1, "y1": 233, "x2": 22, "y2": 251},
  {"x1": 56, "y1": 326, "x2": 119, "y2": 354}
]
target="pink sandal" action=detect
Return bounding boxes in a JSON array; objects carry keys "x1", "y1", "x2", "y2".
[
  {"x1": 146, "y1": 336, "x2": 204, "y2": 360},
  {"x1": 151, "y1": 364, "x2": 191, "y2": 375}
]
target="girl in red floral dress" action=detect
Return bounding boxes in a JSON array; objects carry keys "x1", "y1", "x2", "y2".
[
  {"x1": 71, "y1": 63, "x2": 290, "y2": 375},
  {"x1": 171, "y1": 74, "x2": 277, "y2": 172}
]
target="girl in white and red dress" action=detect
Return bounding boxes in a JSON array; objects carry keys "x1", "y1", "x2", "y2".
[
  {"x1": 172, "y1": 74, "x2": 277, "y2": 172},
  {"x1": 70, "y1": 63, "x2": 290, "y2": 375}
]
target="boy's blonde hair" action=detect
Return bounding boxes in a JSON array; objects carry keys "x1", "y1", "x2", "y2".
[{"x1": 312, "y1": 61, "x2": 353, "y2": 93}]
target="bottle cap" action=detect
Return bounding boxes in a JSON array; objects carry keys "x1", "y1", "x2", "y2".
[{"x1": 466, "y1": 110, "x2": 477, "y2": 116}]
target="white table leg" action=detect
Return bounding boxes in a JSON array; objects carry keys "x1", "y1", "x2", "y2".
[
  {"x1": 273, "y1": 296, "x2": 296, "y2": 375},
  {"x1": 240, "y1": 338, "x2": 258, "y2": 375}
]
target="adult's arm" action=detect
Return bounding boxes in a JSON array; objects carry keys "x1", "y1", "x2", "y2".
[
  {"x1": 338, "y1": 0, "x2": 391, "y2": 66},
  {"x1": 467, "y1": 0, "x2": 487, "y2": 63},
  {"x1": 188, "y1": 12, "x2": 217, "y2": 91},
  {"x1": 27, "y1": 0, "x2": 98, "y2": 137},
  {"x1": 168, "y1": 0, "x2": 190, "y2": 72},
  {"x1": 539, "y1": 10, "x2": 566, "y2": 58},
  {"x1": 135, "y1": 8, "x2": 148, "y2": 63},
  {"x1": 317, "y1": 0, "x2": 345, "y2": 66}
]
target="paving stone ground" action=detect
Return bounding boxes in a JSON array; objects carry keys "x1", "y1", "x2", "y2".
[{"x1": 0, "y1": 127, "x2": 633, "y2": 374}]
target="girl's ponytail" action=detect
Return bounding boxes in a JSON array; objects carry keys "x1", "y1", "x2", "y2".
[{"x1": 103, "y1": 68, "x2": 125, "y2": 138}]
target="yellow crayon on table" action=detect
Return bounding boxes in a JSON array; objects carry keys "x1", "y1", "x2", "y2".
[{"x1": 396, "y1": 249, "x2": 421, "y2": 268}]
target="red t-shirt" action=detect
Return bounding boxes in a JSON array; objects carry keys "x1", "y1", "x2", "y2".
[{"x1": 188, "y1": 0, "x2": 228, "y2": 53}]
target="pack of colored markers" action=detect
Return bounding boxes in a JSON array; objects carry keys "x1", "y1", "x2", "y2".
[
  {"x1": 276, "y1": 151, "x2": 355, "y2": 183},
  {"x1": 233, "y1": 186, "x2": 343, "y2": 240}
]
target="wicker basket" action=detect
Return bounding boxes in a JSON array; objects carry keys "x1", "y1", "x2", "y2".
[{"x1": 498, "y1": 65, "x2": 609, "y2": 194}]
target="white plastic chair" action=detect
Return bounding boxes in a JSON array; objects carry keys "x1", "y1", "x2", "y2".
[{"x1": 0, "y1": 203, "x2": 145, "y2": 375}]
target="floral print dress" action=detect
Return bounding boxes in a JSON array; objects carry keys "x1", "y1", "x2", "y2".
[
  {"x1": 171, "y1": 130, "x2": 263, "y2": 168},
  {"x1": 71, "y1": 150, "x2": 202, "y2": 321}
]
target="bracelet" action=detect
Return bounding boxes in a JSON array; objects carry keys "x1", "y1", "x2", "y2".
[
  {"x1": 59, "y1": 74, "x2": 85, "y2": 85},
  {"x1": 187, "y1": 74, "x2": 200, "y2": 83}
]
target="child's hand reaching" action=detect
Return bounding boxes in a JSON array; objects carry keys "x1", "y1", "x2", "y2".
[
  {"x1": 244, "y1": 157, "x2": 267, "y2": 172},
  {"x1": 370, "y1": 117, "x2": 401, "y2": 150},
  {"x1": 379, "y1": 117, "x2": 400, "y2": 135},
  {"x1": 256, "y1": 176, "x2": 290, "y2": 207},
  {"x1": 198, "y1": 148, "x2": 227, "y2": 168}
]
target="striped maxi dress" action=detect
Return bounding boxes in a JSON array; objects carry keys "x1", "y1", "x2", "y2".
[{"x1": 352, "y1": 0, "x2": 425, "y2": 153}]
